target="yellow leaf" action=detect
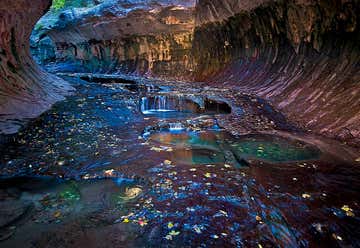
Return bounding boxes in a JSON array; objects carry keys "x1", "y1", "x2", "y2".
[
  {"x1": 54, "y1": 211, "x2": 61, "y2": 218},
  {"x1": 302, "y1": 193, "x2": 311, "y2": 199},
  {"x1": 104, "y1": 169, "x2": 115, "y2": 176},
  {"x1": 341, "y1": 205, "x2": 355, "y2": 217},
  {"x1": 332, "y1": 234, "x2": 343, "y2": 241},
  {"x1": 341, "y1": 205, "x2": 352, "y2": 212},
  {"x1": 346, "y1": 211, "x2": 355, "y2": 217},
  {"x1": 169, "y1": 230, "x2": 180, "y2": 236},
  {"x1": 150, "y1": 147, "x2": 162, "y2": 152},
  {"x1": 165, "y1": 235, "x2": 173, "y2": 240},
  {"x1": 164, "y1": 160, "x2": 172, "y2": 165}
]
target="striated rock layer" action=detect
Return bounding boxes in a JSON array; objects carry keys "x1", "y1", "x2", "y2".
[
  {"x1": 35, "y1": 0, "x2": 196, "y2": 77},
  {"x1": 26, "y1": 0, "x2": 360, "y2": 146},
  {"x1": 193, "y1": 0, "x2": 360, "y2": 146},
  {"x1": 0, "y1": 0, "x2": 73, "y2": 134}
]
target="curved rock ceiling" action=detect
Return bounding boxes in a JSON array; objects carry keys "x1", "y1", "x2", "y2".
[
  {"x1": 193, "y1": 0, "x2": 360, "y2": 146},
  {"x1": 0, "y1": 0, "x2": 73, "y2": 134}
]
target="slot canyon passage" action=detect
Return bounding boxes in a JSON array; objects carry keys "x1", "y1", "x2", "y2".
[{"x1": 0, "y1": 0, "x2": 360, "y2": 247}]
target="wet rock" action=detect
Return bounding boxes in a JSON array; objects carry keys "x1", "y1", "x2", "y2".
[
  {"x1": 337, "y1": 128, "x2": 354, "y2": 141},
  {"x1": 0, "y1": 200, "x2": 31, "y2": 228},
  {"x1": 0, "y1": 226, "x2": 16, "y2": 242}
]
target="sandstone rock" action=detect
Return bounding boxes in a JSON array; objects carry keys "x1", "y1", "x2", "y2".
[
  {"x1": 192, "y1": 0, "x2": 360, "y2": 145},
  {"x1": 0, "y1": 0, "x2": 73, "y2": 135}
]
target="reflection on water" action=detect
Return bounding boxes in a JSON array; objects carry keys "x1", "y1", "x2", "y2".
[
  {"x1": 230, "y1": 134, "x2": 321, "y2": 163},
  {"x1": 150, "y1": 130, "x2": 220, "y2": 149},
  {"x1": 149, "y1": 130, "x2": 321, "y2": 164},
  {"x1": 149, "y1": 131, "x2": 228, "y2": 165},
  {"x1": 0, "y1": 176, "x2": 144, "y2": 246},
  {"x1": 172, "y1": 148, "x2": 226, "y2": 165}
]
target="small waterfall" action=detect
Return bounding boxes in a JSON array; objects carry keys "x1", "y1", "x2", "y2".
[
  {"x1": 141, "y1": 96, "x2": 175, "y2": 114},
  {"x1": 157, "y1": 95, "x2": 167, "y2": 111},
  {"x1": 169, "y1": 122, "x2": 185, "y2": 131},
  {"x1": 141, "y1": 97, "x2": 148, "y2": 114},
  {"x1": 140, "y1": 95, "x2": 205, "y2": 115}
]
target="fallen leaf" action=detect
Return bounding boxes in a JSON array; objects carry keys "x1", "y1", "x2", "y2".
[
  {"x1": 302, "y1": 193, "x2": 311, "y2": 199},
  {"x1": 165, "y1": 235, "x2": 173, "y2": 240},
  {"x1": 150, "y1": 147, "x2": 162, "y2": 152},
  {"x1": 341, "y1": 205, "x2": 352, "y2": 212},
  {"x1": 104, "y1": 169, "x2": 115, "y2": 177},
  {"x1": 53, "y1": 211, "x2": 61, "y2": 218},
  {"x1": 164, "y1": 160, "x2": 172, "y2": 165},
  {"x1": 332, "y1": 234, "x2": 343, "y2": 241},
  {"x1": 193, "y1": 226, "x2": 202, "y2": 234},
  {"x1": 169, "y1": 230, "x2": 180, "y2": 236},
  {"x1": 137, "y1": 218, "x2": 148, "y2": 226},
  {"x1": 341, "y1": 205, "x2": 355, "y2": 217}
]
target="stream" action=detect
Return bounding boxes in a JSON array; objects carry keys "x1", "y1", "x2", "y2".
[{"x1": 0, "y1": 75, "x2": 359, "y2": 247}]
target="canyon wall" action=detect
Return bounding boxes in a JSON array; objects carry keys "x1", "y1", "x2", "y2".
[
  {"x1": 0, "y1": 0, "x2": 72, "y2": 134},
  {"x1": 34, "y1": 0, "x2": 196, "y2": 77},
  {"x1": 28, "y1": 0, "x2": 360, "y2": 145},
  {"x1": 193, "y1": 0, "x2": 360, "y2": 146}
]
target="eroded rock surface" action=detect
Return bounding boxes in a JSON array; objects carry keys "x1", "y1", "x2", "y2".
[
  {"x1": 0, "y1": 0, "x2": 73, "y2": 134},
  {"x1": 192, "y1": 0, "x2": 360, "y2": 146},
  {"x1": 29, "y1": 0, "x2": 360, "y2": 146},
  {"x1": 33, "y1": 0, "x2": 196, "y2": 77}
]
